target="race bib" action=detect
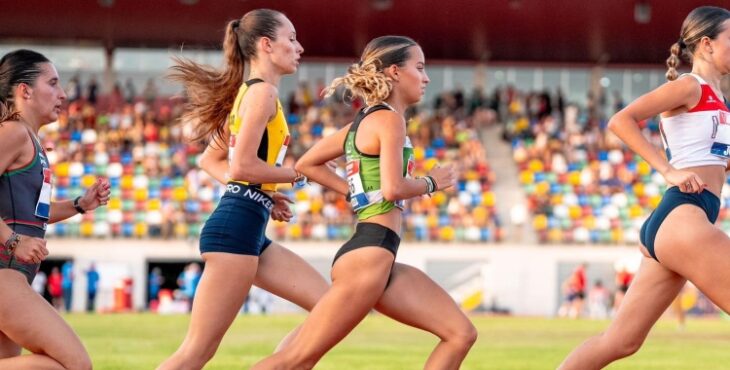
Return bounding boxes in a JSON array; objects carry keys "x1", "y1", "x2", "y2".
[
  {"x1": 34, "y1": 167, "x2": 52, "y2": 220},
  {"x1": 346, "y1": 160, "x2": 370, "y2": 210},
  {"x1": 275, "y1": 135, "x2": 290, "y2": 167},
  {"x1": 710, "y1": 111, "x2": 730, "y2": 158}
]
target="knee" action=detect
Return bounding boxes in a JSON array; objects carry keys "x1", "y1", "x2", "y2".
[
  {"x1": 602, "y1": 332, "x2": 643, "y2": 359},
  {"x1": 450, "y1": 322, "x2": 479, "y2": 350},
  {"x1": 443, "y1": 321, "x2": 478, "y2": 350}
]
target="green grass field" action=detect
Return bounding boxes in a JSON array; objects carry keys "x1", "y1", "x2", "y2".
[{"x1": 66, "y1": 313, "x2": 730, "y2": 369}]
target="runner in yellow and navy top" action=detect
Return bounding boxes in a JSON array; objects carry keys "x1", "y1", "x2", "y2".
[
  {"x1": 0, "y1": 49, "x2": 110, "y2": 370},
  {"x1": 159, "y1": 9, "x2": 329, "y2": 369},
  {"x1": 560, "y1": 6, "x2": 730, "y2": 369},
  {"x1": 253, "y1": 36, "x2": 477, "y2": 370}
]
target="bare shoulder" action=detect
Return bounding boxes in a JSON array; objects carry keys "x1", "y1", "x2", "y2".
[
  {"x1": 245, "y1": 81, "x2": 279, "y2": 102},
  {"x1": 0, "y1": 120, "x2": 30, "y2": 144},
  {"x1": 366, "y1": 109, "x2": 405, "y2": 132},
  {"x1": 661, "y1": 74, "x2": 702, "y2": 98},
  {"x1": 240, "y1": 81, "x2": 279, "y2": 115}
]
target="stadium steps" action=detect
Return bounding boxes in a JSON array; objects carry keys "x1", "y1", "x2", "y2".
[{"x1": 481, "y1": 124, "x2": 537, "y2": 245}]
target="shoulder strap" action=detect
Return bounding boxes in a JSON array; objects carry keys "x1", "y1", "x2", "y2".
[
  {"x1": 680, "y1": 73, "x2": 707, "y2": 85},
  {"x1": 245, "y1": 78, "x2": 264, "y2": 87},
  {"x1": 349, "y1": 104, "x2": 393, "y2": 134},
  {"x1": 345, "y1": 104, "x2": 394, "y2": 157}
]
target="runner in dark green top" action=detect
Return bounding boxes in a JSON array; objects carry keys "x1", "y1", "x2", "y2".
[
  {"x1": 0, "y1": 49, "x2": 109, "y2": 370},
  {"x1": 254, "y1": 35, "x2": 477, "y2": 370}
]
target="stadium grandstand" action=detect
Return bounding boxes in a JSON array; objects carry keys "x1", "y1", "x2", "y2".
[{"x1": 0, "y1": 3, "x2": 728, "y2": 368}]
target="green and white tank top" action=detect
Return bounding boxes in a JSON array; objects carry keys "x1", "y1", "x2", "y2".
[{"x1": 344, "y1": 104, "x2": 415, "y2": 220}]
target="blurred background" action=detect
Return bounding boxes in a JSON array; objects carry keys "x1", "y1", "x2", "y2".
[{"x1": 2, "y1": 0, "x2": 727, "y2": 322}]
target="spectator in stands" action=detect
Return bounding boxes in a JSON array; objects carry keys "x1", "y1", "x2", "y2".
[
  {"x1": 176, "y1": 262, "x2": 201, "y2": 311},
  {"x1": 587, "y1": 280, "x2": 609, "y2": 319},
  {"x1": 254, "y1": 35, "x2": 476, "y2": 370},
  {"x1": 61, "y1": 260, "x2": 74, "y2": 312},
  {"x1": 148, "y1": 266, "x2": 164, "y2": 308},
  {"x1": 143, "y1": 78, "x2": 158, "y2": 105},
  {"x1": 612, "y1": 265, "x2": 633, "y2": 312},
  {"x1": 86, "y1": 75, "x2": 98, "y2": 105},
  {"x1": 157, "y1": 9, "x2": 330, "y2": 370},
  {"x1": 48, "y1": 266, "x2": 63, "y2": 310},
  {"x1": 66, "y1": 74, "x2": 81, "y2": 102},
  {"x1": 0, "y1": 49, "x2": 111, "y2": 369},
  {"x1": 560, "y1": 6, "x2": 730, "y2": 369},
  {"x1": 85, "y1": 262, "x2": 99, "y2": 312},
  {"x1": 124, "y1": 78, "x2": 136, "y2": 104}
]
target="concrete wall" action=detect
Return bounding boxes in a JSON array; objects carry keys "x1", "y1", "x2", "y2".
[{"x1": 47, "y1": 239, "x2": 642, "y2": 316}]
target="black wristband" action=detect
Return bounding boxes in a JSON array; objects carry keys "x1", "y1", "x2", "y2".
[{"x1": 73, "y1": 196, "x2": 86, "y2": 214}]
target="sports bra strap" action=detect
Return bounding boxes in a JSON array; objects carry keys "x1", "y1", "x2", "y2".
[{"x1": 680, "y1": 73, "x2": 707, "y2": 85}]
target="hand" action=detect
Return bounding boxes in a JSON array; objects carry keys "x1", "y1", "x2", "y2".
[
  {"x1": 270, "y1": 192, "x2": 294, "y2": 222},
  {"x1": 664, "y1": 168, "x2": 705, "y2": 194},
  {"x1": 13, "y1": 235, "x2": 48, "y2": 264},
  {"x1": 79, "y1": 178, "x2": 112, "y2": 211},
  {"x1": 427, "y1": 164, "x2": 457, "y2": 191}
]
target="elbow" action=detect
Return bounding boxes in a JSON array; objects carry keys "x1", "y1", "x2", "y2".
[
  {"x1": 607, "y1": 111, "x2": 630, "y2": 134},
  {"x1": 294, "y1": 159, "x2": 308, "y2": 176},
  {"x1": 381, "y1": 185, "x2": 399, "y2": 202},
  {"x1": 606, "y1": 118, "x2": 619, "y2": 134},
  {"x1": 198, "y1": 153, "x2": 212, "y2": 172},
  {"x1": 229, "y1": 162, "x2": 252, "y2": 182}
]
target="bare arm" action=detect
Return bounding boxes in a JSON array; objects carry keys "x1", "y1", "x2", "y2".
[
  {"x1": 609, "y1": 76, "x2": 706, "y2": 190},
  {"x1": 198, "y1": 138, "x2": 230, "y2": 184},
  {"x1": 49, "y1": 178, "x2": 111, "y2": 223},
  {"x1": 377, "y1": 111, "x2": 432, "y2": 201},
  {"x1": 229, "y1": 83, "x2": 297, "y2": 184},
  {"x1": 295, "y1": 124, "x2": 351, "y2": 196}
]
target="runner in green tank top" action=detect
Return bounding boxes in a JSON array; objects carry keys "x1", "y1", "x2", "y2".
[
  {"x1": 254, "y1": 36, "x2": 477, "y2": 370},
  {"x1": 344, "y1": 102, "x2": 415, "y2": 220}
]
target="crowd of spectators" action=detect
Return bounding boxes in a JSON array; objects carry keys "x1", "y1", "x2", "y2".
[
  {"x1": 40, "y1": 78, "x2": 501, "y2": 243},
  {"x1": 502, "y1": 84, "x2": 730, "y2": 244}
]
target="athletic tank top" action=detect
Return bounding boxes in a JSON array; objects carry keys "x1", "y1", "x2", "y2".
[
  {"x1": 345, "y1": 104, "x2": 415, "y2": 220},
  {"x1": 228, "y1": 79, "x2": 290, "y2": 192},
  {"x1": 659, "y1": 73, "x2": 730, "y2": 169},
  {"x1": 0, "y1": 129, "x2": 52, "y2": 238}
]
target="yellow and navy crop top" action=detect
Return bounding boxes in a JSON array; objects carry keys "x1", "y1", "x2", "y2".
[{"x1": 228, "y1": 79, "x2": 290, "y2": 192}]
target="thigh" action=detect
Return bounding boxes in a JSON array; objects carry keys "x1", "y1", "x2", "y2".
[
  {"x1": 0, "y1": 270, "x2": 87, "y2": 364},
  {"x1": 374, "y1": 263, "x2": 472, "y2": 339},
  {"x1": 602, "y1": 257, "x2": 686, "y2": 343},
  {"x1": 655, "y1": 205, "x2": 730, "y2": 313},
  {"x1": 254, "y1": 242, "x2": 328, "y2": 311},
  {"x1": 188, "y1": 253, "x2": 259, "y2": 342}
]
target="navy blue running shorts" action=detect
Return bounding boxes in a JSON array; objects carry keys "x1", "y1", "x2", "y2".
[
  {"x1": 200, "y1": 183, "x2": 274, "y2": 256},
  {"x1": 640, "y1": 186, "x2": 720, "y2": 261}
]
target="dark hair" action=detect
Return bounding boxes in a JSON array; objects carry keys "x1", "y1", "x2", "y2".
[
  {"x1": 324, "y1": 35, "x2": 418, "y2": 106},
  {"x1": 168, "y1": 8, "x2": 284, "y2": 145},
  {"x1": 0, "y1": 49, "x2": 50, "y2": 123},
  {"x1": 666, "y1": 6, "x2": 730, "y2": 81}
]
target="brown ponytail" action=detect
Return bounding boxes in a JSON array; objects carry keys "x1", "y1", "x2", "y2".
[
  {"x1": 665, "y1": 41, "x2": 683, "y2": 81},
  {"x1": 666, "y1": 6, "x2": 730, "y2": 81},
  {"x1": 168, "y1": 9, "x2": 283, "y2": 146}
]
